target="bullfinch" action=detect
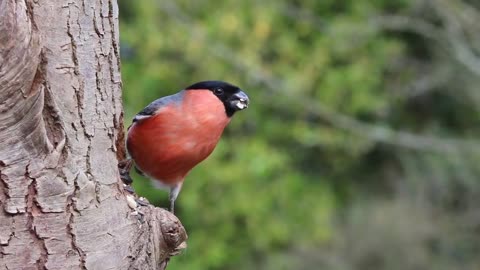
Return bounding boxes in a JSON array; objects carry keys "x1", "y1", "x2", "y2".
[{"x1": 121, "y1": 81, "x2": 249, "y2": 213}]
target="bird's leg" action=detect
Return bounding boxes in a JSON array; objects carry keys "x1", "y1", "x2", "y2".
[
  {"x1": 118, "y1": 158, "x2": 134, "y2": 185},
  {"x1": 159, "y1": 258, "x2": 170, "y2": 270},
  {"x1": 119, "y1": 159, "x2": 139, "y2": 194},
  {"x1": 169, "y1": 183, "x2": 183, "y2": 214}
]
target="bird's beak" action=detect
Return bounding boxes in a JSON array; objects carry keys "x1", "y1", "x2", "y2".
[{"x1": 230, "y1": 90, "x2": 249, "y2": 110}]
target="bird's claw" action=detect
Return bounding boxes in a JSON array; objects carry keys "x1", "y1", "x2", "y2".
[
  {"x1": 118, "y1": 159, "x2": 134, "y2": 184},
  {"x1": 120, "y1": 173, "x2": 133, "y2": 185},
  {"x1": 123, "y1": 184, "x2": 135, "y2": 194}
]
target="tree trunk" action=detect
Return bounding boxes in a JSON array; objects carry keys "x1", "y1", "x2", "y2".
[{"x1": 0, "y1": 0, "x2": 186, "y2": 269}]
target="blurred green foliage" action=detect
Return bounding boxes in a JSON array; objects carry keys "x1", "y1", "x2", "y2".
[{"x1": 119, "y1": 0, "x2": 480, "y2": 269}]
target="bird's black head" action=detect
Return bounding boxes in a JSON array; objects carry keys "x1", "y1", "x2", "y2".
[{"x1": 186, "y1": 80, "x2": 249, "y2": 117}]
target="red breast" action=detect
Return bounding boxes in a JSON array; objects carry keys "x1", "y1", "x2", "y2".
[{"x1": 126, "y1": 90, "x2": 230, "y2": 186}]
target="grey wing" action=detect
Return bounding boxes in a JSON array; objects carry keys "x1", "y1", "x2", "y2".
[
  {"x1": 132, "y1": 91, "x2": 184, "y2": 123},
  {"x1": 133, "y1": 99, "x2": 166, "y2": 122}
]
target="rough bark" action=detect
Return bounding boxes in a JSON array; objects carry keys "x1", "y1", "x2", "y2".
[{"x1": 0, "y1": 0, "x2": 187, "y2": 269}]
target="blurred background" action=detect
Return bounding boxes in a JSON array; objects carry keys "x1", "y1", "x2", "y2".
[{"x1": 118, "y1": 0, "x2": 480, "y2": 269}]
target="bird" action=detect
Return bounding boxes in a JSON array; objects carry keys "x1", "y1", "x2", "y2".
[{"x1": 120, "y1": 81, "x2": 249, "y2": 213}]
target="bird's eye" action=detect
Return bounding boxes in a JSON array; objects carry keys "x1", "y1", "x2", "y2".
[{"x1": 213, "y1": 88, "x2": 224, "y2": 95}]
